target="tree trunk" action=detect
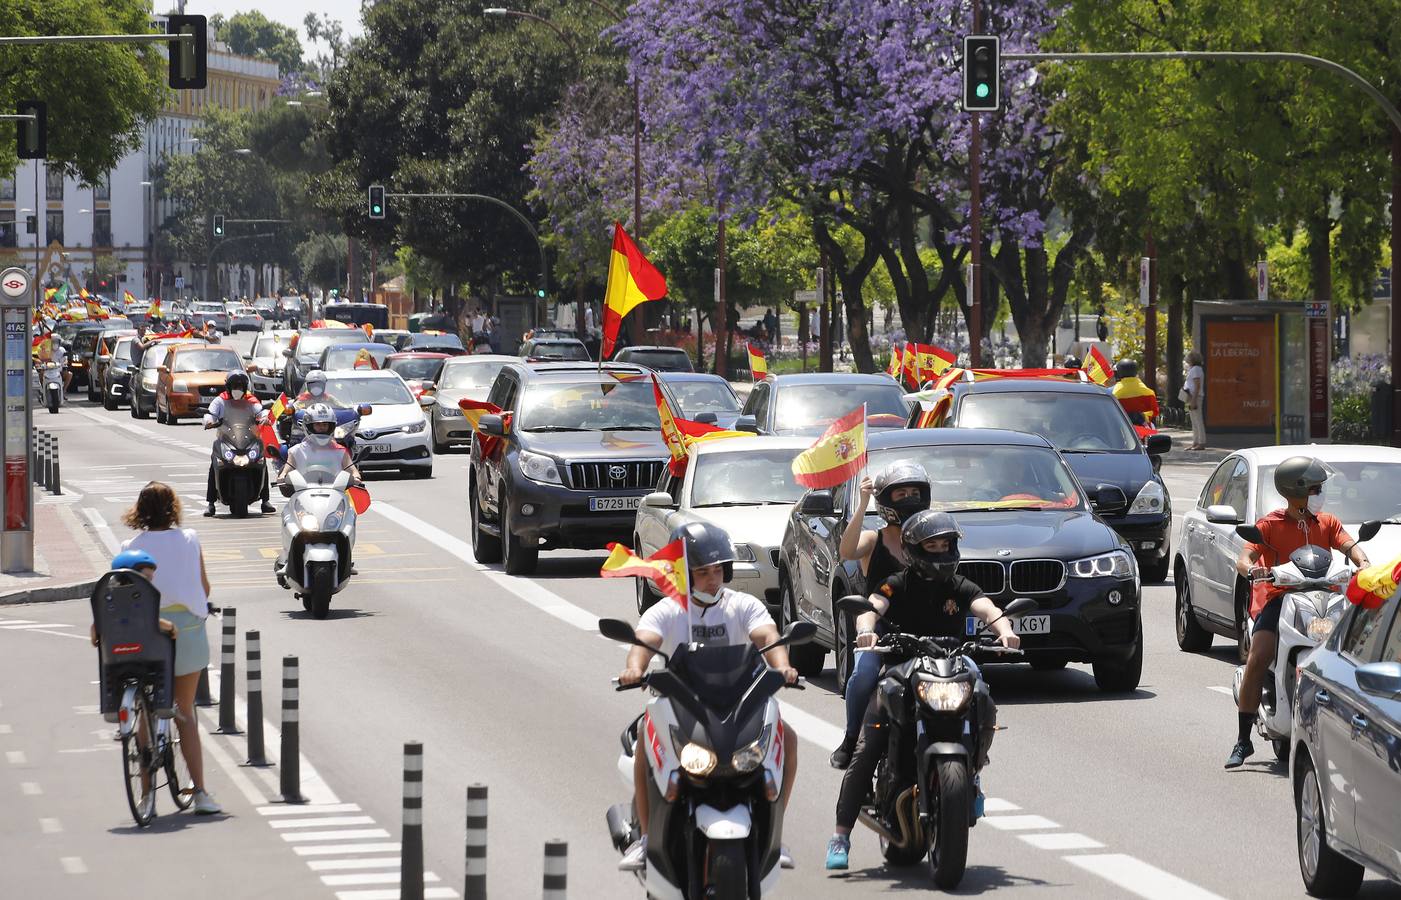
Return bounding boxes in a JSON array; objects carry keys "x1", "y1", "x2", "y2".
[
  {"x1": 1166, "y1": 270, "x2": 1185, "y2": 403},
  {"x1": 814, "y1": 218, "x2": 878, "y2": 373},
  {"x1": 347, "y1": 237, "x2": 363, "y2": 302},
  {"x1": 1307, "y1": 207, "x2": 1333, "y2": 308}
]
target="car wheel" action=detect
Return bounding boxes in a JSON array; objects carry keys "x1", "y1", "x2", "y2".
[
  {"x1": 470, "y1": 479, "x2": 502, "y2": 564},
  {"x1": 1092, "y1": 622, "x2": 1143, "y2": 692},
  {"x1": 155, "y1": 401, "x2": 167, "y2": 424},
  {"x1": 1175, "y1": 563, "x2": 1213, "y2": 652},
  {"x1": 780, "y1": 577, "x2": 825, "y2": 678},
  {"x1": 1141, "y1": 554, "x2": 1169, "y2": 584},
  {"x1": 102, "y1": 386, "x2": 117, "y2": 411},
  {"x1": 133, "y1": 394, "x2": 149, "y2": 419},
  {"x1": 410, "y1": 465, "x2": 432, "y2": 479},
  {"x1": 502, "y1": 499, "x2": 538, "y2": 576},
  {"x1": 634, "y1": 538, "x2": 659, "y2": 614},
  {"x1": 87, "y1": 379, "x2": 99, "y2": 403},
  {"x1": 432, "y1": 433, "x2": 447, "y2": 454},
  {"x1": 834, "y1": 601, "x2": 854, "y2": 695},
  {"x1": 1296, "y1": 757, "x2": 1364, "y2": 896}
]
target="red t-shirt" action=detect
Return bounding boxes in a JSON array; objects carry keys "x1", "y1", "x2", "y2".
[{"x1": 1245, "y1": 510, "x2": 1351, "y2": 617}]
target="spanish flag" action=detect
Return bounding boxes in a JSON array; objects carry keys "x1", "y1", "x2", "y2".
[
  {"x1": 600, "y1": 539, "x2": 689, "y2": 607},
  {"x1": 602, "y1": 222, "x2": 667, "y2": 359},
  {"x1": 269, "y1": 392, "x2": 290, "y2": 422},
  {"x1": 653, "y1": 374, "x2": 747, "y2": 476},
  {"x1": 886, "y1": 343, "x2": 901, "y2": 378},
  {"x1": 459, "y1": 398, "x2": 510, "y2": 458},
  {"x1": 791, "y1": 405, "x2": 866, "y2": 489},
  {"x1": 1346, "y1": 555, "x2": 1401, "y2": 610},
  {"x1": 123, "y1": 290, "x2": 138, "y2": 306},
  {"x1": 86, "y1": 299, "x2": 108, "y2": 320},
  {"x1": 747, "y1": 343, "x2": 767, "y2": 380},
  {"x1": 1085, "y1": 346, "x2": 1113, "y2": 386},
  {"x1": 1113, "y1": 375, "x2": 1160, "y2": 421},
  {"x1": 147, "y1": 298, "x2": 162, "y2": 319},
  {"x1": 917, "y1": 343, "x2": 956, "y2": 382},
  {"x1": 901, "y1": 343, "x2": 918, "y2": 388},
  {"x1": 353, "y1": 348, "x2": 379, "y2": 369}
]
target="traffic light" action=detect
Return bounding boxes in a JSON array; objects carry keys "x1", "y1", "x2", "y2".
[
  {"x1": 213, "y1": 214, "x2": 224, "y2": 237},
  {"x1": 962, "y1": 35, "x2": 1001, "y2": 112},
  {"x1": 16, "y1": 100, "x2": 45, "y2": 160},
  {"x1": 368, "y1": 185, "x2": 385, "y2": 219},
  {"x1": 167, "y1": 15, "x2": 208, "y2": 90},
  {"x1": 536, "y1": 288, "x2": 546, "y2": 299}
]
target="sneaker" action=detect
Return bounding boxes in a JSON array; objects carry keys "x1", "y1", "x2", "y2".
[
  {"x1": 618, "y1": 835, "x2": 647, "y2": 871},
  {"x1": 825, "y1": 834, "x2": 850, "y2": 870},
  {"x1": 193, "y1": 790, "x2": 222, "y2": 815},
  {"x1": 138, "y1": 792, "x2": 156, "y2": 820},
  {"x1": 260, "y1": 500, "x2": 276, "y2": 514},
  {"x1": 829, "y1": 735, "x2": 857, "y2": 770},
  {"x1": 349, "y1": 562, "x2": 359, "y2": 575},
  {"x1": 780, "y1": 845, "x2": 794, "y2": 869},
  {"x1": 1224, "y1": 740, "x2": 1255, "y2": 769},
  {"x1": 203, "y1": 503, "x2": 216, "y2": 517}
]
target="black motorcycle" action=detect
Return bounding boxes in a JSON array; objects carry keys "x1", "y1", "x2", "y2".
[
  {"x1": 836, "y1": 596, "x2": 1036, "y2": 889},
  {"x1": 600, "y1": 617, "x2": 815, "y2": 899},
  {"x1": 210, "y1": 404, "x2": 267, "y2": 518}
]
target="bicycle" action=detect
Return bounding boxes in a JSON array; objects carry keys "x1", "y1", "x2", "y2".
[{"x1": 116, "y1": 677, "x2": 194, "y2": 827}]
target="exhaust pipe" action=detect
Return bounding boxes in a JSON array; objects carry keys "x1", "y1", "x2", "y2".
[
  {"x1": 606, "y1": 803, "x2": 635, "y2": 852},
  {"x1": 858, "y1": 787, "x2": 922, "y2": 850}
]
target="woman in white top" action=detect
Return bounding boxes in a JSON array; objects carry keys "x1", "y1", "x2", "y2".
[
  {"x1": 1184, "y1": 351, "x2": 1206, "y2": 450},
  {"x1": 120, "y1": 481, "x2": 222, "y2": 816}
]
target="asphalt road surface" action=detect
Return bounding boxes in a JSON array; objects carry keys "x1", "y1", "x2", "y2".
[{"x1": 4, "y1": 339, "x2": 1399, "y2": 899}]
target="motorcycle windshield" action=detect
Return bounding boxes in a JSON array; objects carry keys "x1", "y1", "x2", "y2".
[
  {"x1": 669, "y1": 644, "x2": 766, "y2": 715},
  {"x1": 220, "y1": 421, "x2": 255, "y2": 449}
]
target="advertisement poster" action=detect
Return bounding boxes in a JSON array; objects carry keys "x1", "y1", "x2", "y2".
[
  {"x1": 1205, "y1": 318, "x2": 1275, "y2": 429},
  {"x1": 1308, "y1": 312, "x2": 1330, "y2": 439}
]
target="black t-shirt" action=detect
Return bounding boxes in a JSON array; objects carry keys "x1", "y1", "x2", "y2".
[{"x1": 875, "y1": 570, "x2": 983, "y2": 639}]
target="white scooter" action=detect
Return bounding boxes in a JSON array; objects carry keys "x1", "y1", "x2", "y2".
[
  {"x1": 35, "y1": 362, "x2": 63, "y2": 413},
  {"x1": 275, "y1": 465, "x2": 358, "y2": 619},
  {"x1": 1232, "y1": 519, "x2": 1384, "y2": 762}
]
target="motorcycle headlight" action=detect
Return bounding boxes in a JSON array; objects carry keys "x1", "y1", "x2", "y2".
[
  {"x1": 915, "y1": 677, "x2": 972, "y2": 712},
  {"x1": 247, "y1": 446, "x2": 259, "y2": 461},
  {"x1": 519, "y1": 450, "x2": 563, "y2": 485},
  {"x1": 1128, "y1": 480, "x2": 1165, "y2": 515},
  {"x1": 731, "y1": 725, "x2": 772, "y2": 773},
  {"x1": 223, "y1": 449, "x2": 235, "y2": 461},
  {"x1": 324, "y1": 511, "x2": 342, "y2": 531},
  {"x1": 334, "y1": 424, "x2": 351, "y2": 440},
  {"x1": 298, "y1": 513, "x2": 319, "y2": 531},
  {"x1": 233, "y1": 454, "x2": 249, "y2": 467},
  {"x1": 1070, "y1": 550, "x2": 1135, "y2": 579},
  {"x1": 402, "y1": 421, "x2": 426, "y2": 434},
  {"x1": 1296, "y1": 602, "x2": 1344, "y2": 641},
  {"x1": 680, "y1": 742, "x2": 718, "y2": 777}
]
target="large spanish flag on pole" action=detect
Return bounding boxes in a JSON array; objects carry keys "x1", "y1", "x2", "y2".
[
  {"x1": 791, "y1": 405, "x2": 867, "y2": 489},
  {"x1": 602, "y1": 222, "x2": 668, "y2": 360},
  {"x1": 1085, "y1": 346, "x2": 1113, "y2": 386},
  {"x1": 600, "y1": 539, "x2": 689, "y2": 607},
  {"x1": 747, "y1": 343, "x2": 767, "y2": 380}
]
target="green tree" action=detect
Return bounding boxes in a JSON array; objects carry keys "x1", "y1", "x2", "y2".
[
  {"x1": 216, "y1": 10, "x2": 303, "y2": 74},
  {"x1": 0, "y1": 0, "x2": 167, "y2": 184}
]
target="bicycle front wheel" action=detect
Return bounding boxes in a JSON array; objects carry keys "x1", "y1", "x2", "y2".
[
  {"x1": 122, "y1": 695, "x2": 156, "y2": 827},
  {"x1": 165, "y1": 711, "x2": 194, "y2": 810}
]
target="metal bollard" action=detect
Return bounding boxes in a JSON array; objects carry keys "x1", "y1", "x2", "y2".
[
  {"x1": 218, "y1": 608, "x2": 238, "y2": 733},
  {"x1": 49, "y1": 433, "x2": 59, "y2": 495},
  {"x1": 464, "y1": 784, "x2": 487, "y2": 900},
  {"x1": 39, "y1": 432, "x2": 51, "y2": 493},
  {"x1": 542, "y1": 840, "x2": 567, "y2": 900},
  {"x1": 246, "y1": 630, "x2": 266, "y2": 765},
  {"x1": 279, "y1": 656, "x2": 303, "y2": 803},
  {"x1": 30, "y1": 430, "x2": 39, "y2": 484},
  {"x1": 401, "y1": 742, "x2": 425, "y2": 900},
  {"x1": 195, "y1": 666, "x2": 213, "y2": 707}
]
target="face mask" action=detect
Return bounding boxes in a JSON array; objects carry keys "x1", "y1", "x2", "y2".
[
  {"x1": 309, "y1": 385, "x2": 324, "y2": 396},
  {"x1": 230, "y1": 390, "x2": 244, "y2": 400},
  {"x1": 1306, "y1": 494, "x2": 1324, "y2": 515},
  {"x1": 306, "y1": 431, "x2": 333, "y2": 447},
  {"x1": 892, "y1": 496, "x2": 926, "y2": 524},
  {"x1": 692, "y1": 589, "x2": 720, "y2": 607}
]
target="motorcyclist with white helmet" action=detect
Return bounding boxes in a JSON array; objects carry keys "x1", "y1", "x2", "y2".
[{"x1": 276, "y1": 402, "x2": 361, "y2": 485}]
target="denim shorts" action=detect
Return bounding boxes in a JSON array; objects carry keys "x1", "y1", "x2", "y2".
[{"x1": 163, "y1": 608, "x2": 210, "y2": 676}]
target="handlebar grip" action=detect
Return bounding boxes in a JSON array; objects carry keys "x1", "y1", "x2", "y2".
[{"x1": 614, "y1": 681, "x2": 646, "y2": 692}]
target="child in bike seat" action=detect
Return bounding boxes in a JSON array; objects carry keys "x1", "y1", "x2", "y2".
[{"x1": 91, "y1": 550, "x2": 178, "y2": 721}]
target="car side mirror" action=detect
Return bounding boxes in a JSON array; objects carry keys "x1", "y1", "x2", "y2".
[
  {"x1": 421, "y1": 381, "x2": 436, "y2": 393},
  {"x1": 478, "y1": 414, "x2": 505, "y2": 436},
  {"x1": 799, "y1": 490, "x2": 834, "y2": 517},
  {"x1": 418, "y1": 394, "x2": 437, "y2": 408},
  {"x1": 97, "y1": 354, "x2": 110, "y2": 363},
  {"x1": 1091, "y1": 484, "x2": 1127, "y2": 515},
  {"x1": 1355, "y1": 662, "x2": 1401, "y2": 699},
  {"x1": 1144, "y1": 433, "x2": 1172, "y2": 456},
  {"x1": 1206, "y1": 504, "x2": 1242, "y2": 526},
  {"x1": 282, "y1": 348, "x2": 293, "y2": 358},
  {"x1": 642, "y1": 491, "x2": 675, "y2": 509},
  {"x1": 694, "y1": 411, "x2": 719, "y2": 425},
  {"x1": 1235, "y1": 523, "x2": 1264, "y2": 544},
  {"x1": 734, "y1": 414, "x2": 759, "y2": 434}
]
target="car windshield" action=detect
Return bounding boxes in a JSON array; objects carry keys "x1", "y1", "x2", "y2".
[
  {"x1": 410, "y1": 335, "x2": 465, "y2": 350},
  {"x1": 628, "y1": 349, "x2": 691, "y2": 371},
  {"x1": 142, "y1": 344, "x2": 173, "y2": 371},
  {"x1": 325, "y1": 376, "x2": 415, "y2": 406},
  {"x1": 323, "y1": 346, "x2": 390, "y2": 370},
  {"x1": 530, "y1": 342, "x2": 589, "y2": 361},
  {"x1": 441, "y1": 361, "x2": 506, "y2": 391},
  {"x1": 172, "y1": 349, "x2": 243, "y2": 373},
  {"x1": 958, "y1": 391, "x2": 1138, "y2": 452},
  {"x1": 773, "y1": 383, "x2": 908, "y2": 434},
  {"x1": 518, "y1": 380, "x2": 660, "y2": 431},
  {"x1": 297, "y1": 331, "x2": 367, "y2": 357},
  {"x1": 387, "y1": 357, "x2": 445, "y2": 381},
  {"x1": 865, "y1": 444, "x2": 1084, "y2": 512},
  {"x1": 193, "y1": 304, "x2": 222, "y2": 313},
  {"x1": 669, "y1": 380, "x2": 740, "y2": 415},
  {"x1": 690, "y1": 448, "x2": 805, "y2": 507},
  {"x1": 253, "y1": 337, "x2": 288, "y2": 360},
  {"x1": 1257, "y1": 461, "x2": 1401, "y2": 523}
]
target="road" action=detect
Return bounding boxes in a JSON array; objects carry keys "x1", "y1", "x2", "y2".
[{"x1": 3, "y1": 335, "x2": 1399, "y2": 899}]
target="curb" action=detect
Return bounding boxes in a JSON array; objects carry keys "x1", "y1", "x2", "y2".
[{"x1": 0, "y1": 578, "x2": 100, "y2": 606}]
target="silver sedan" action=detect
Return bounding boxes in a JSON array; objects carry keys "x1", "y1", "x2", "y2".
[{"x1": 429, "y1": 355, "x2": 514, "y2": 452}]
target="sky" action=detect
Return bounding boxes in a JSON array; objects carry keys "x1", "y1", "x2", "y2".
[{"x1": 172, "y1": 2, "x2": 365, "y2": 53}]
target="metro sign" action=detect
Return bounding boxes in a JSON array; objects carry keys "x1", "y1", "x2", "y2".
[{"x1": 0, "y1": 267, "x2": 30, "y2": 300}]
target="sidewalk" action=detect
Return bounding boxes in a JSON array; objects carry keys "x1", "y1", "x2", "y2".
[{"x1": 0, "y1": 501, "x2": 109, "y2": 605}]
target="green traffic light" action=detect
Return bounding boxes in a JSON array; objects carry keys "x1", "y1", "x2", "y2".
[
  {"x1": 976, "y1": 83, "x2": 990, "y2": 99},
  {"x1": 536, "y1": 289, "x2": 546, "y2": 298},
  {"x1": 372, "y1": 205, "x2": 382, "y2": 214}
]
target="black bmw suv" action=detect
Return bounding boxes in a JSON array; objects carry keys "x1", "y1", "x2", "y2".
[
  {"x1": 468, "y1": 363, "x2": 669, "y2": 575},
  {"x1": 778, "y1": 427, "x2": 1144, "y2": 693}
]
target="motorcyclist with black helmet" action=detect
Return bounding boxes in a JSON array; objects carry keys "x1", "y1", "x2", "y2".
[
  {"x1": 831, "y1": 461, "x2": 931, "y2": 769},
  {"x1": 615, "y1": 521, "x2": 800, "y2": 872},
  {"x1": 202, "y1": 371, "x2": 274, "y2": 516},
  {"x1": 824, "y1": 510, "x2": 1018, "y2": 870}
]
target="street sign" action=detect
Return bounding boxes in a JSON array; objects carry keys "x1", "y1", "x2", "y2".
[
  {"x1": 1307, "y1": 301, "x2": 1330, "y2": 440},
  {"x1": 0, "y1": 266, "x2": 29, "y2": 300},
  {"x1": 713, "y1": 267, "x2": 721, "y2": 305},
  {"x1": 175, "y1": 276, "x2": 185, "y2": 290},
  {"x1": 1304, "y1": 301, "x2": 1329, "y2": 318},
  {"x1": 0, "y1": 269, "x2": 32, "y2": 572},
  {"x1": 1257, "y1": 260, "x2": 1269, "y2": 302},
  {"x1": 1139, "y1": 258, "x2": 1151, "y2": 307},
  {"x1": 792, "y1": 289, "x2": 818, "y2": 305}
]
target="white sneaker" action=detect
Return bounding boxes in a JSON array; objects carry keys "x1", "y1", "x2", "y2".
[
  {"x1": 780, "y1": 845, "x2": 794, "y2": 869},
  {"x1": 193, "y1": 790, "x2": 222, "y2": 815},
  {"x1": 138, "y1": 792, "x2": 156, "y2": 820},
  {"x1": 618, "y1": 835, "x2": 647, "y2": 871}
]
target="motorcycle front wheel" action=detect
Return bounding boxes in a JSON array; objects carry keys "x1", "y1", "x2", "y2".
[
  {"x1": 308, "y1": 561, "x2": 334, "y2": 619},
  {"x1": 46, "y1": 388, "x2": 59, "y2": 414},
  {"x1": 927, "y1": 757, "x2": 971, "y2": 890},
  {"x1": 706, "y1": 839, "x2": 748, "y2": 899}
]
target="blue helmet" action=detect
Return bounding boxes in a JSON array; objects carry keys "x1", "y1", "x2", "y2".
[{"x1": 111, "y1": 549, "x2": 157, "y2": 571}]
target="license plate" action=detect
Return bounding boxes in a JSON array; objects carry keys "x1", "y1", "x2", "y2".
[
  {"x1": 588, "y1": 496, "x2": 642, "y2": 512},
  {"x1": 967, "y1": 612, "x2": 1051, "y2": 635},
  {"x1": 368, "y1": 443, "x2": 392, "y2": 453}
]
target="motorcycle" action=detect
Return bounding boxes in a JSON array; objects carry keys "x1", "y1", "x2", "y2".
[
  {"x1": 600, "y1": 617, "x2": 816, "y2": 899},
  {"x1": 1231, "y1": 518, "x2": 1384, "y2": 762},
  {"x1": 209, "y1": 404, "x2": 267, "y2": 518},
  {"x1": 270, "y1": 449, "x2": 363, "y2": 620},
  {"x1": 834, "y1": 596, "x2": 1036, "y2": 890},
  {"x1": 36, "y1": 362, "x2": 63, "y2": 413}
]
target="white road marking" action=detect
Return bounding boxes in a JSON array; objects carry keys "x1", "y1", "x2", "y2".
[
  {"x1": 980, "y1": 814, "x2": 1062, "y2": 831},
  {"x1": 307, "y1": 858, "x2": 405, "y2": 871},
  {"x1": 293, "y1": 843, "x2": 402, "y2": 857},
  {"x1": 258, "y1": 803, "x2": 362, "y2": 816},
  {"x1": 1064, "y1": 853, "x2": 1228, "y2": 900},
  {"x1": 0, "y1": 623, "x2": 72, "y2": 630},
  {"x1": 1207, "y1": 686, "x2": 1233, "y2": 696},
  {"x1": 333, "y1": 889, "x2": 457, "y2": 900},
  {"x1": 6, "y1": 749, "x2": 27, "y2": 764},
  {"x1": 270, "y1": 815, "x2": 377, "y2": 829},
  {"x1": 982, "y1": 797, "x2": 1021, "y2": 813},
  {"x1": 59, "y1": 856, "x2": 87, "y2": 875},
  {"x1": 38, "y1": 817, "x2": 62, "y2": 833},
  {"x1": 0, "y1": 723, "x2": 11, "y2": 734},
  {"x1": 81, "y1": 508, "x2": 122, "y2": 555},
  {"x1": 321, "y1": 872, "x2": 443, "y2": 886},
  {"x1": 20, "y1": 781, "x2": 42, "y2": 795},
  {"x1": 1020, "y1": 832, "x2": 1105, "y2": 850},
  {"x1": 0, "y1": 619, "x2": 37, "y2": 625},
  {"x1": 281, "y1": 829, "x2": 392, "y2": 843}
]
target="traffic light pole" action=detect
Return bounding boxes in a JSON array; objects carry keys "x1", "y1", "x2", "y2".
[{"x1": 967, "y1": 0, "x2": 983, "y2": 368}]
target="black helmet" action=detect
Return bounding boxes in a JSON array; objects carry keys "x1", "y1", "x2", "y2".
[
  {"x1": 874, "y1": 460, "x2": 931, "y2": 526},
  {"x1": 1274, "y1": 455, "x2": 1333, "y2": 500},
  {"x1": 225, "y1": 371, "x2": 249, "y2": 393},
  {"x1": 902, "y1": 510, "x2": 962, "y2": 581},
  {"x1": 1113, "y1": 359, "x2": 1138, "y2": 380},
  {"x1": 670, "y1": 520, "x2": 736, "y2": 581},
  {"x1": 1062, "y1": 354, "x2": 1081, "y2": 369}
]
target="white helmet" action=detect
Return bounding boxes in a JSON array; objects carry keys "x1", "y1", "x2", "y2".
[
  {"x1": 304, "y1": 369, "x2": 327, "y2": 396},
  {"x1": 303, "y1": 403, "x2": 337, "y2": 447}
]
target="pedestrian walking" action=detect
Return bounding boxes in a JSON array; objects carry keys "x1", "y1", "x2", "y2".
[
  {"x1": 120, "y1": 481, "x2": 222, "y2": 815},
  {"x1": 1182, "y1": 351, "x2": 1206, "y2": 450}
]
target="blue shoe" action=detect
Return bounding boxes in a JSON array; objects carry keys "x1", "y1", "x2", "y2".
[
  {"x1": 974, "y1": 775, "x2": 985, "y2": 819},
  {"x1": 825, "y1": 834, "x2": 850, "y2": 870}
]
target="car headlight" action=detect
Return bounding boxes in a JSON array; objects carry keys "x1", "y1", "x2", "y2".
[
  {"x1": 172, "y1": 380, "x2": 189, "y2": 393},
  {"x1": 915, "y1": 677, "x2": 972, "y2": 712},
  {"x1": 223, "y1": 449, "x2": 235, "y2": 461},
  {"x1": 439, "y1": 406, "x2": 463, "y2": 417},
  {"x1": 732, "y1": 544, "x2": 757, "y2": 562},
  {"x1": 402, "y1": 421, "x2": 426, "y2": 434},
  {"x1": 334, "y1": 424, "x2": 352, "y2": 440},
  {"x1": 1070, "y1": 550, "x2": 1135, "y2": 578},
  {"x1": 519, "y1": 450, "x2": 563, "y2": 484},
  {"x1": 731, "y1": 725, "x2": 772, "y2": 773},
  {"x1": 1128, "y1": 480, "x2": 1165, "y2": 515},
  {"x1": 679, "y1": 742, "x2": 718, "y2": 777}
]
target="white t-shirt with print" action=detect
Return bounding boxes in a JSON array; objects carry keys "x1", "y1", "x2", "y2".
[{"x1": 637, "y1": 588, "x2": 774, "y2": 659}]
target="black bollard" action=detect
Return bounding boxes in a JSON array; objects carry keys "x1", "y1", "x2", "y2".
[
  {"x1": 246, "y1": 630, "x2": 266, "y2": 765},
  {"x1": 401, "y1": 742, "x2": 424, "y2": 900},
  {"x1": 217, "y1": 608, "x2": 238, "y2": 733},
  {"x1": 543, "y1": 840, "x2": 567, "y2": 900},
  {"x1": 464, "y1": 784, "x2": 487, "y2": 900},
  {"x1": 49, "y1": 433, "x2": 59, "y2": 495},
  {"x1": 279, "y1": 655, "x2": 302, "y2": 803}
]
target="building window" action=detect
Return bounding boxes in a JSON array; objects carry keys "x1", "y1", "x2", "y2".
[
  {"x1": 45, "y1": 168, "x2": 63, "y2": 201},
  {"x1": 94, "y1": 173, "x2": 110, "y2": 201},
  {"x1": 0, "y1": 177, "x2": 13, "y2": 201},
  {"x1": 93, "y1": 210, "x2": 111, "y2": 247},
  {"x1": 45, "y1": 210, "x2": 62, "y2": 245},
  {"x1": 0, "y1": 211, "x2": 15, "y2": 248}
]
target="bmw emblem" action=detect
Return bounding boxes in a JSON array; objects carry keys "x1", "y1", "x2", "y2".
[
  {"x1": 608, "y1": 465, "x2": 628, "y2": 481},
  {"x1": 997, "y1": 549, "x2": 1013, "y2": 558},
  {"x1": 1108, "y1": 590, "x2": 1122, "y2": 606}
]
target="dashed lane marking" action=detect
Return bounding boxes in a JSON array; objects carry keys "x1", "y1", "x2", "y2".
[
  {"x1": 59, "y1": 857, "x2": 87, "y2": 875},
  {"x1": 20, "y1": 782, "x2": 42, "y2": 795},
  {"x1": 1207, "y1": 686, "x2": 1233, "y2": 696},
  {"x1": 270, "y1": 816, "x2": 378, "y2": 830},
  {"x1": 38, "y1": 817, "x2": 62, "y2": 833},
  {"x1": 6, "y1": 750, "x2": 27, "y2": 764},
  {"x1": 293, "y1": 844, "x2": 402, "y2": 857},
  {"x1": 1021, "y1": 832, "x2": 1106, "y2": 850},
  {"x1": 980, "y1": 814, "x2": 1062, "y2": 831},
  {"x1": 1065, "y1": 853, "x2": 1228, "y2": 900}
]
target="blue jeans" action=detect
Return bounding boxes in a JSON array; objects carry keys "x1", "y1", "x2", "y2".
[{"x1": 843, "y1": 650, "x2": 883, "y2": 743}]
